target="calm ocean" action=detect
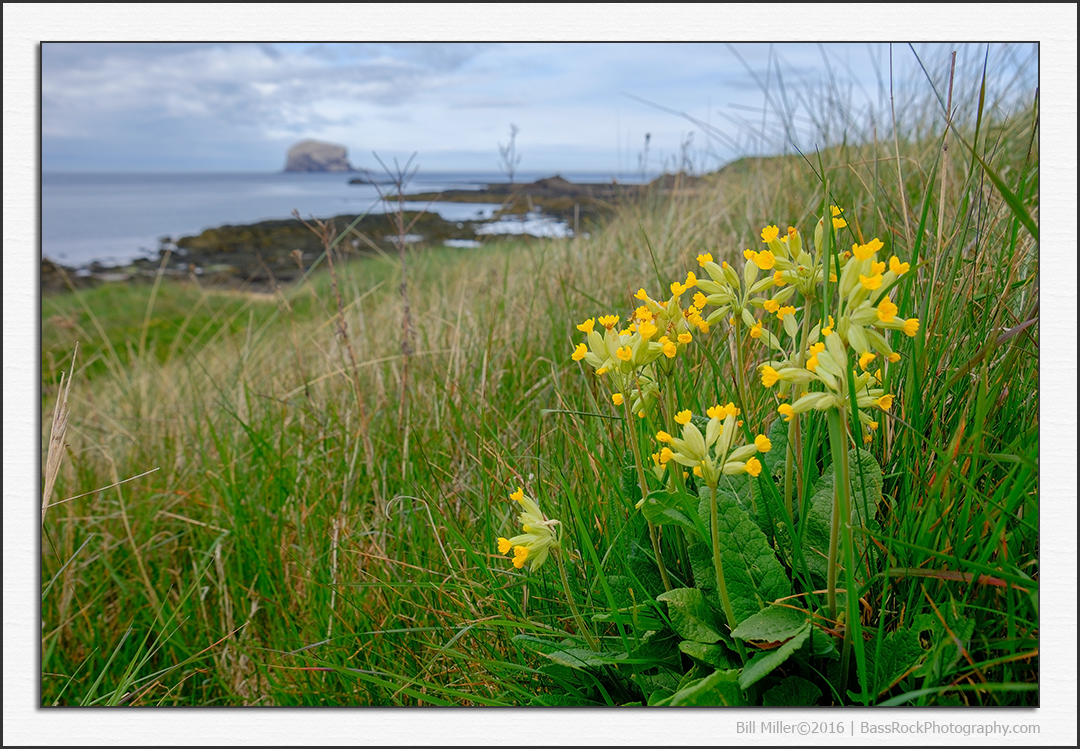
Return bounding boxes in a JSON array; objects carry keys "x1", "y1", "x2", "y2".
[{"x1": 41, "y1": 170, "x2": 630, "y2": 268}]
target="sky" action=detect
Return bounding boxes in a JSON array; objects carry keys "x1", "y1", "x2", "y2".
[{"x1": 41, "y1": 41, "x2": 1037, "y2": 176}]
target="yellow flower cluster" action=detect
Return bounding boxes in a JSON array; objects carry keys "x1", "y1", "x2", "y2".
[
  {"x1": 654, "y1": 405, "x2": 769, "y2": 488},
  {"x1": 759, "y1": 329, "x2": 894, "y2": 427},
  {"x1": 496, "y1": 487, "x2": 559, "y2": 571}
]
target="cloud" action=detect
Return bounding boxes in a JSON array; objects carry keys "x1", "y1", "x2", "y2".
[
  {"x1": 40, "y1": 42, "x2": 1037, "y2": 173},
  {"x1": 41, "y1": 42, "x2": 495, "y2": 143}
]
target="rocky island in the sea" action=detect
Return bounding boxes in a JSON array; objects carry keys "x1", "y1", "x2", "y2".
[{"x1": 284, "y1": 139, "x2": 355, "y2": 172}]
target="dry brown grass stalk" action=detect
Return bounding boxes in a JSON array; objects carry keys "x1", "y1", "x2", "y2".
[{"x1": 42, "y1": 342, "x2": 77, "y2": 524}]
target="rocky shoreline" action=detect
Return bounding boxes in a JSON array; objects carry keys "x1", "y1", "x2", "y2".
[
  {"x1": 41, "y1": 208, "x2": 489, "y2": 294},
  {"x1": 42, "y1": 172, "x2": 707, "y2": 294}
]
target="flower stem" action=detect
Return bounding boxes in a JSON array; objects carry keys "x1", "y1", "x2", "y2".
[
  {"x1": 826, "y1": 408, "x2": 855, "y2": 670},
  {"x1": 731, "y1": 319, "x2": 750, "y2": 415},
  {"x1": 622, "y1": 397, "x2": 673, "y2": 592},
  {"x1": 555, "y1": 547, "x2": 600, "y2": 651},
  {"x1": 710, "y1": 483, "x2": 747, "y2": 664},
  {"x1": 660, "y1": 378, "x2": 691, "y2": 576},
  {"x1": 785, "y1": 298, "x2": 815, "y2": 517}
]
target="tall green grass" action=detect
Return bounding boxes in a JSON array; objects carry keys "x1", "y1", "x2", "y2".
[{"x1": 41, "y1": 45, "x2": 1038, "y2": 706}]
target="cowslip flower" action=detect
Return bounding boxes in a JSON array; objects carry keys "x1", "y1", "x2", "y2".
[
  {"x1": 859, "y1": 273, "x2": 883, "y2": 290},
  {"x1": 831, "y1": 206, "x2": 847, "y2": 229},
  {"x1": 877, "y1": 296, "x2": 898, "y2": 322},
  {"x1": 497, "y1": 487, "x2": 560, "y2": 571},
  {"x1": 657, "y1": 406, "x2": 765, "y2": 487},
  {"x1": 752, "y1": 250, "x2": 777, "y2": 270}
]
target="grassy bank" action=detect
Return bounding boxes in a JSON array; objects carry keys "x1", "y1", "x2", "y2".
[{"x1": 41, "y1": 54, "x2": 1039, "y2": 707}]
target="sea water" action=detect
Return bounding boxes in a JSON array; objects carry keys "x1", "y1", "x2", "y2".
[{"x1": 41, "y1": 170, "x2": 628, "y2": 267}]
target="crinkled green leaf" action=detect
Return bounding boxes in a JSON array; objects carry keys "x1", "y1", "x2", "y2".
[
  {"x1": 641, "y1": 490, "x2": 706, "y2": 539},
  {"x1": 675, "y1": 662, "x2": 710, "y2": 691},
  {"x1": 545, "y1": 647, "x2": 629, "y2": 669},
  {"x1": 738, "y1": 622, "x2": 811, "y2": 690},
  {"x1": 762, "y1": 675, "x2": 822, "y2": 706},
  {"x1": 731, "y1": 605, "x2": 808, "y2": 642},
  {"x1": 646, "y1": 687, "x2": 675, "y2": 706},
  {"x1": 678, "y1": 640, "x2": 740, "y2": 671},
  {"x1": 657, "y1": 587, "x2": 724, "y2": 644},
  {"x1": 799, "y1": 447, "x2": 884, "y2": 585},
  {"x1": 859, "y1": 627, "x2": 924, "y2": 698},
  {"x1": 512, "y1": 635, "x2": 628, "y2": 671},
  {"x1": 634, "y1": 668, "x2": 681, "y2": 705},
  {"x1": 654, "y1": 668, "x2": 747, "y2": 706},
  {"x1": 626, "y1": 540, "x2": 666, "y2": 599},
  {"x1": 763, "y1": 416, "x2": 789, "y2": 473},
  {"x1": 603, "y1": 575, "x2": 636, "y2": 609},
  {"x1": 690, "y1": 491, "x2": 792, "y2": 624},
  {"x1": 911, "y1": 609, "x2": 975, "y2": 680},
  {"x1": 715, "y1": 472, "x2": 752, "y2": 513},
  {"x1": 620, "y1": 461, "x2": 641, "y2": 504}
]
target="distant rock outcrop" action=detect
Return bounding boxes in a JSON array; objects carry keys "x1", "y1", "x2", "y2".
[{"x1": 284, "y1": 140, "x2": 354, "y2": 172}]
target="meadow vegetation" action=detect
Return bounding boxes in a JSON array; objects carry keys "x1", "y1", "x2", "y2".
[{"x1": 41, "y1": 47, "x2": 1038, "y2": 706}]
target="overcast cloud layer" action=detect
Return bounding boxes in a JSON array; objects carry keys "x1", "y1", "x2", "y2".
[{"x1": 43, "y1": 42, "x2": 1036, "y2": 174}]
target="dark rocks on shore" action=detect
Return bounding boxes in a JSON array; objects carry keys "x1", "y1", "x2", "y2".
[
  {"x1": 385, "y1": 172, "x2": 705, "y2": 225},
  {"x1": 42, "y1": 210, "x2": 489, "y2": 294}
]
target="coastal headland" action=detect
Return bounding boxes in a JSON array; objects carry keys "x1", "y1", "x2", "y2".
[{"x1": 42, "y1": 171, "x2": 709, "y2": 294}]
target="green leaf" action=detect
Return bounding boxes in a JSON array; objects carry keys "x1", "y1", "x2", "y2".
[
  {"x1": 763, "y1": 416, "x2": 789, "y2": 473},
  {"x1": 738, "y1": 622, "x2": 811, "y2": 690},
  {"x1": 715, "y1": 472, "x2": 752, "y2": 512},
  {"x1": 602, "y1": 575, "x2": 636, "y2": 609},
  {"x1": 620, "y1": 461, "x2": 641, "y2": 504},
  {"x1": 512, "y1": 635, "x2": 628, "y2": 670},
  {"x1": 655, "y1": 668, "x2": 747, "y2": 706},
  {"x1": 799, "y1": 447, "x2": 884, "y2": 585},
  {"x1": 641, "y1": 490, "x2": 706, "y2": 539},
  {"x1": 691, "y1": 491, "x2": 792, "y2": 624},
  {"x1": 731, "y1": 605, "x2": 808, "y2": 642},
  {"x1": 634, "y1": 668, "x2": 681, "y2": 705},
  {"x1": 762, "y1": 675, "x2": 822, "y2": 706},
  {"x1": 679, "y1": 641, "x2": 740, "y2": 671},
  {"x1": 545, "y1": 647, "x2": 629, "y2": 670},
  {"x1": 657, "y1": 587, "x2": 725, "y2": 644},
  {"x1": 860, "y1": 627, "x2": 925, "y2": 698},
  {"x1": 626, "y1": 540, "x2": 666, "y2": 599},
  {"x1": 911, "y1": 608, "x2": 975, "y2": 680}
]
